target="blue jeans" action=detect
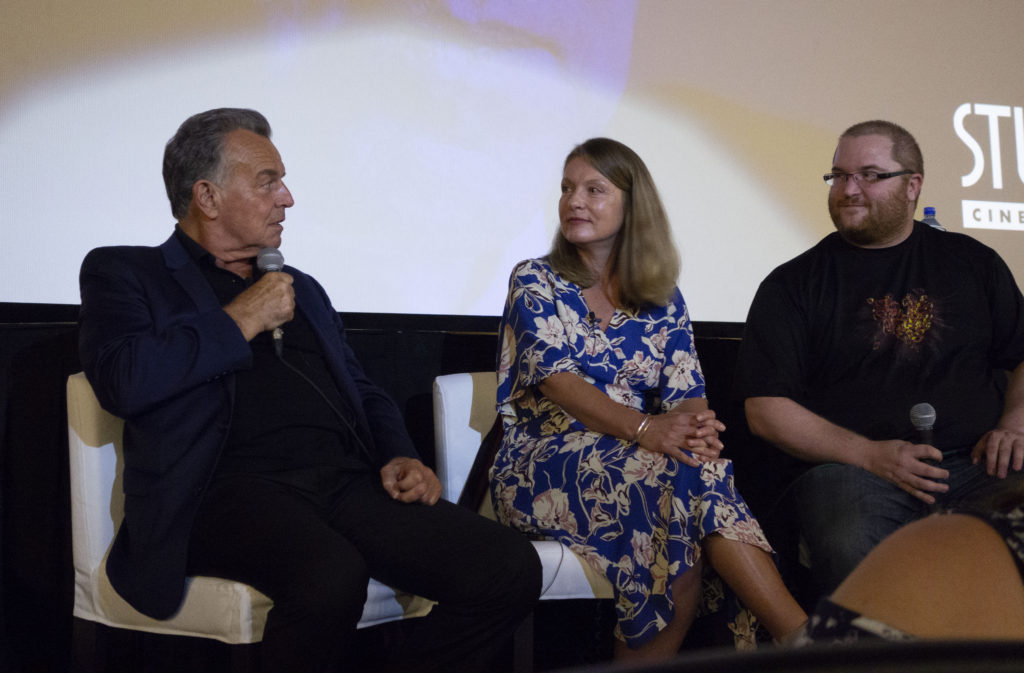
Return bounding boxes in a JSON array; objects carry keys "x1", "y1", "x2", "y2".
[{"x1": 790, "y1": 452, "x2": 1019, "y2": 598}]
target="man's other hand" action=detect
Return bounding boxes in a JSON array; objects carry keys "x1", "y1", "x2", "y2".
[{"x1": 380, "y1": 457, "x2": 442, "y2": 505}]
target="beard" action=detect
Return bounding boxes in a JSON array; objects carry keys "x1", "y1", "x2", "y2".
[{"x1": 829, "y1": 186, "x2": 912, "y2": 247}]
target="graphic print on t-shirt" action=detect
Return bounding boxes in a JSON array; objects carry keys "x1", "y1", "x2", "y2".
[{"x1": 866, "y1": 288, "x2": 935, "y2": 351}]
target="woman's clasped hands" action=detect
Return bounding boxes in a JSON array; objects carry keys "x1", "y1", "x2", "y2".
[{"x1": 636, "y1": 408, "x2": 725, "y2": 468}]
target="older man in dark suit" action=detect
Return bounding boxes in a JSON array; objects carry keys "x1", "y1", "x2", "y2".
[{"x1": 78, "y1": 108, "x2": 540, "y2": 673}]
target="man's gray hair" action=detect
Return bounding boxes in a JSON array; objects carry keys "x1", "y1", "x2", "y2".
[{"x1": 162, "y1": 108, "x2": 271, "y2": 220}]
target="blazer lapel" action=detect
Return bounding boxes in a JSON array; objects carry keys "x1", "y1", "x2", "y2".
[{"x1": 293, "y1": 274, "x2": 377, "y2": 456}]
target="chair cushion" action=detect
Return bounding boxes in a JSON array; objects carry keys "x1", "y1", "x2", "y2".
[
  {"x1": 68, "y1": 372, "x2": 431, "y2": 643},
  {"x1": 432, "y1": 372, "x2": 613, "y2": 602}
]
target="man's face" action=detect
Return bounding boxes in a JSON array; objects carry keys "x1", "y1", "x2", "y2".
[
  {"x1": 211, "y1": 129, "x2": 293, "y2": 257},
  {"x1": 827, "y1": 134, "x2": 921, "y2": 248}
]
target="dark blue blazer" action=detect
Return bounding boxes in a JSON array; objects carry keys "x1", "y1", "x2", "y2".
[{"x1": 78, "y1": 234, "x2": 418, "y2": 619}]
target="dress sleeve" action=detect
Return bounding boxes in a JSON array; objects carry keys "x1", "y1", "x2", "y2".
[
  {"x1": 658, "y1": 289, "x2": 706, "y2": 410},
  {"x1": 497, "y1": 260, "x2": 585, "y2": 409}
]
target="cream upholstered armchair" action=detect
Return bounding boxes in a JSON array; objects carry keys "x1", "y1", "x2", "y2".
[
  {"x1": 432, "y1": 372, "x2": 613, "y2": 672},
  {"x1": 67, "y1": 371, "x2": 431, "y2": 668}
]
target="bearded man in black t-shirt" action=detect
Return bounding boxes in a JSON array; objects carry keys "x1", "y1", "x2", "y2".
[{"x1": 735, "y1": 120, "x2": 1024, "y2": 600}]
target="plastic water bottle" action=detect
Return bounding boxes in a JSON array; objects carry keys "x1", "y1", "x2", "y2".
[{"x1": 922, "y1": 206, "x2": 946, "y2": 231}]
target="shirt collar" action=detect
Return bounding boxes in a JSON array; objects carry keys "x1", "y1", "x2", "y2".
[{"x1": 173, "y1": 226, "x2": 215, "y2": 266}]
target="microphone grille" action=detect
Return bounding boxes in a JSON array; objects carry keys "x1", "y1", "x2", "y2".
[
  {"x1": 909, "y1": 402, "x2": 936, "y2": 430},
  {"x1": 257, "y1": 247, "x2": 284, "y2": 273}
]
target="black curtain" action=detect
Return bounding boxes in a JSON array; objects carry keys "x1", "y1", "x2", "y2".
[
  {"x1": 1, "y1": 322, "x2": 80, "y2": 673},
  {"x1": 0, "y1": 308, "x2": 757, "y2": 673}
]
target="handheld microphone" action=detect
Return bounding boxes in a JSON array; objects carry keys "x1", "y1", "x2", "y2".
[
  {"x1": 909, "y1": 402, "x2": 936, "y2": 446},
  {"x1": 256, "y1": 247, "x2": 285, "y2": 357}
]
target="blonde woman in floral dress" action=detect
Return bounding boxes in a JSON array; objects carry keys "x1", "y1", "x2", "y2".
[{"x1": 489, "y1": 138, "x2": 805, "y2": 662}]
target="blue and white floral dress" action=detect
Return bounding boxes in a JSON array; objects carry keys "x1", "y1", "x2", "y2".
[{"x1": 489, "y1": 258, "x2": 771, "y2": 647}]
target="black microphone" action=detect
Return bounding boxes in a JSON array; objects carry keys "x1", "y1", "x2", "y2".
[
  {"x1": 256, "y1": 247, "x2": 285, "y2": 357},
  {"x1": 909, "y1": 402, "x2": 936, "y2": 445}
]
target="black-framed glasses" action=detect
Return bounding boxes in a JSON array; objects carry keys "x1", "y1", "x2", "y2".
[{"x1": 823, "y1": 169, "x2": 914, "y2": 186}]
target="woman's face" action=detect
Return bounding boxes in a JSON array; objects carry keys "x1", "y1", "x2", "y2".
[{"x1": 558, "y1": 156, "x2": 625, "y2": 257}]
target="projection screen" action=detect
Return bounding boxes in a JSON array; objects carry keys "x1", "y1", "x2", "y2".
[{"x1": 4, "y1": 0, "x2": 1024, "y2": 322}]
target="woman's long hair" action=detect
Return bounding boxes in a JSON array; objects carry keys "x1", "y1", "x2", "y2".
[{"x1": 548, "y1": 138, "x2": 680, "y2": 311}]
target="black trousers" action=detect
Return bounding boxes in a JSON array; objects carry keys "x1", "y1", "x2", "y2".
[{"x1": 186, "y1": 468, "x2": 541, "y2": 673}]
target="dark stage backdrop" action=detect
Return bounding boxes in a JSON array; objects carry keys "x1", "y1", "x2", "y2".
[{"x1": 0, "y1": 303, "x2": 799, "y2": 673}]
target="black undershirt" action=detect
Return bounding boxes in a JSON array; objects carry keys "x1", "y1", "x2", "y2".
[{"x1": 174, "y1": 229, "x2": 371, "y2": 479}]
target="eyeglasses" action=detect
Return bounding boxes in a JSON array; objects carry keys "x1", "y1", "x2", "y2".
[{"x1": 823, "y1": 169, "x2": 914, "y2": 186}]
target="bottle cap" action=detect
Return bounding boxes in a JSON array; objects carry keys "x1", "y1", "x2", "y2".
[{"x1": 924, "y1": 206, "x2": 936, "y2": 217}]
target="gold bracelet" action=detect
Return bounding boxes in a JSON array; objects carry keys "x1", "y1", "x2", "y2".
[{"x1": 633, "y1": 414, "x2": 652, "y2": 443}]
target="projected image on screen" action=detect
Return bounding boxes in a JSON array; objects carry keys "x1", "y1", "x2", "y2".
[
  {"x1": 2, "y1": 1, "x2": 635, "y2": 316},
  {"x1": 4, "y1": 1, "x2": 1024, "y2": 321}
]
